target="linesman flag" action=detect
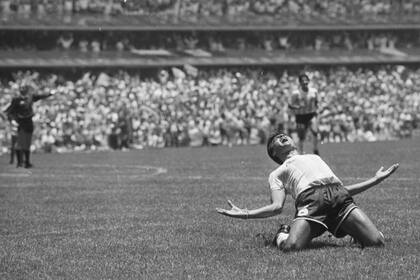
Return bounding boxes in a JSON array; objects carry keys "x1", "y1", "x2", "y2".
[
  {"x1": 183, "y1": 64, "x2": 198, "y2": 77},
  {"x1": 171, "y1": 67, "x2": 186, "y2": 80}
]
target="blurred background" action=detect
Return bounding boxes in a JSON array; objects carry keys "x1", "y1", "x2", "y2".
[{"x1": 0, "y1": 0, "x2": 419, "y2": 153}]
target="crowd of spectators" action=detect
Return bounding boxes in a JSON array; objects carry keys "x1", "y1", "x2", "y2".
[
  {"x1": 178, "y1": 0, "x2": 420, "y2": 20},
  {"x1": 1, "y1": 65, "x2": 419, "y2": 154},
  {"x1": 1, "y1": 29, "x2": 419, "y2": 57},
  {"x1": 1, "y1": 0, "x2": 419, "y2": 22}
]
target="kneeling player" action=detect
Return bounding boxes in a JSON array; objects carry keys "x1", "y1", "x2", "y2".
[{"x1": 216, "y1": 133, "x2": 399, "y2": 251}]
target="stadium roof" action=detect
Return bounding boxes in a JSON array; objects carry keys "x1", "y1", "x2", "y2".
[{"x1": 0, "y1": 49, "x2": 419, "y2": 68}]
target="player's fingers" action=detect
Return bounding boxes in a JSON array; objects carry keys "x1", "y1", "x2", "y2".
[
  {"x1": 216, "y1": 208, "x2": 226, "y2": 214},
  {"x1": 218, "y1": 210, "x2": 234, "y2": 217},
  {"x1": 388, "y1": 163, "x2": 399, "y2": 173},
  {"x1": 227, "y1": 200, "x2": 234, "y2": 208}
]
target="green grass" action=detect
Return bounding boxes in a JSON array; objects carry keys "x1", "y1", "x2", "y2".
[{"x1": 0, "y1": 139, "x2": 419, "y2": 279}]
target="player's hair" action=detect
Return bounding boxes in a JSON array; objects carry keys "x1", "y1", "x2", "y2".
[
  {"x1": 267, "y1": 133, "x2": 296, "y2": 164},
  {"x1": 298, "y1": 73, "x2": 309, "y2": 83},
  {"x1": 20, "y1": 85, "x2": 30, "y2": 95}
]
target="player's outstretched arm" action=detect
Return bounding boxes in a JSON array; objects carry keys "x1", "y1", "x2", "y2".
[
  {"x1": 216, "y1": 200, "x2": 249, "y2": 219},
  {"x1": 216, "y1": 189, "x2": 286, "y2": 219},
  {"x1": 344, "y1": 163, "x2": 399, "y2": 196},
  {"x1": 33, "y1": 90, "x2": 56, "y2": 101},
  {"x1": 288, "y1": 103, "x2": 300, "y2": 110}
]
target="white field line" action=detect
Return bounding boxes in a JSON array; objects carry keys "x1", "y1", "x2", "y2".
[
  {"x1": 0, "y1": 172, "x2": 418, "y2": 187},
  {"x1": 1, "y1": 173, "x2": 417, "y2": 181},
  {"x1": 1, "y1": 164, "x2": 417, "y2": 181},
  {"x1": 3, "y1": 224, "x2": 140, "y2": 238},
  {"x1": 0, "y1": 165, "x2": 167, "y2": 178}
]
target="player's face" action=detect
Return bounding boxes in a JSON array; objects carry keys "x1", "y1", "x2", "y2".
[
  {"x1": 21, "y1": 91, "x2": 33, "y2": 103},
  {"x1": 272, "y1": 134, "x2": 296, "y2": 163},
  {"x1": 299, "y1": 77, "x2": 309, "y2": 90},
  {"x1": 275, "y1": 134, "x2": 295, "y2": 148}
]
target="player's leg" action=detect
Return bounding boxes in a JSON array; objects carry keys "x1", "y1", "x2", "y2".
[
  {"x1": 296, "y1": 122, "x2": 306, "y2": 153},
  {"x1": 22, "y1": 122, "x2": 34, "y2": 168},
  {"x1": 9, "y1": 134, "x2": 17, "y2": 164},
  {"x1": 310, "y1": 116, "x2": 319, "y2": 155},
  {"x1": 22, "y1": 131, "x2": 33, "y2": 168},
  {"x1": 15, "y1": 130, "x2": 24, "y2": 167},
  {"x1": 24, "y1": 150, "x2": 32, "y2": 168},
  {"x1": 281, "y1": 219, "x2": 325, "y2": 251},
  {"x1": 339, "y1": 208, "x2": 384, "y2": 247}
]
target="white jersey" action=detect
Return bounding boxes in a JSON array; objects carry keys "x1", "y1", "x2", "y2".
[
  {"x1": 268, "y1": 154, "x2": 342, "y2": 200},
  {"x1": 289, "y1": 86, "x2": 318, "y2": 115}
]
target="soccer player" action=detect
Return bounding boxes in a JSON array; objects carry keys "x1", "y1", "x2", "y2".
[
  {"x1": 216, "y1": 133, "x2": 399, "y2": 251},
  {"x1": 288, "y1": 73, "x2": 319, "y2": 155},
  {"x1": 4, "y1": 84, "x2": 54, "y2": 168}
]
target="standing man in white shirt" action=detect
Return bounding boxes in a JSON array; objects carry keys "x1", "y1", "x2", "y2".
[
  {"x1": 216, "y1": 133, "x2": 399, "y2": 251},
  {"x1": 288, "y1": 73, "x2": 320, "y2": 155}
]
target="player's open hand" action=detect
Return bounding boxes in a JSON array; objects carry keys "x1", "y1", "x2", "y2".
[
  {"x1": 216, "y1": 200, "x2": 248, "y2": 219},
  {"x1": 375, "y1": 163, "x2": 399, "y2": 181}
]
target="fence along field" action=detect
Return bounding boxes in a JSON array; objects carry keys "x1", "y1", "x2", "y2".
[{"x1": 0, "y1": 138, "x2": 419, "y2": 279}]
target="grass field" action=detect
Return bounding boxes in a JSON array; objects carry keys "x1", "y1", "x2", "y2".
[{"x1": 1, "y1": 139, "x2": 419, "y2": 279}]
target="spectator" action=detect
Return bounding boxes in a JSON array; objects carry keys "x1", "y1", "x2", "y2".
[
  {"x1": 91, "y1": 39, "x2": 101, "y2": 53},
  {"x1": 57, "y1": 33, "x2": 74, "y2": 50},
  {"x1": 79, "y1": 39, "x2": 89, "y2": 52}
]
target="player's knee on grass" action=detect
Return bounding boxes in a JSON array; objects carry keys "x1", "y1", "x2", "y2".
[
  {"x1": 281, "y1": 235, "x2": 307, "y2": 252},
  {"x1": 378, "y1": 231, "x2": 385, "y2": 245},
  {"x1": 363, "y1": 231, "x2": 385, "y2": 247}
]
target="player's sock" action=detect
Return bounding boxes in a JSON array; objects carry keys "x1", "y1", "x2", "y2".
[
  {"x1": 9, "y1": 148, "x2": 14, "y2": 164},
  {"x1": 16, "y1": 150, "x2": 23, "y2": 167},
  {"x1": 24, "y1": 150, "x2": 32, "y2": 168},
  {"x1": 379, "y1": 231, "x2": 385, "y2": 243},
  {"x1": 273, "y1": 224, "x2": 290, "y2": 248}
]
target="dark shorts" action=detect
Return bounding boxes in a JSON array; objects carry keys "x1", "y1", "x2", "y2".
[
  {"x1": 18, "y1": 118, "x2": 34, "y2": 133},
  {"x1": 295, "y1": 113, "x2": 317, "y2": 126},
  {"x1": 16, "y1": 130, "x2": 33, "y2": 150},
  {"x1": 294, "y1": 183, "x2": 357, "y2": 238},
  {"x1": 295, "y1": 113, "x2": 317, "y2": 140}
]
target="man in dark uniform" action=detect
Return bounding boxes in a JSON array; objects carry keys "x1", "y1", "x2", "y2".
[{"x1": 4, "y1": 85, "x2": 54, "y2": 168}]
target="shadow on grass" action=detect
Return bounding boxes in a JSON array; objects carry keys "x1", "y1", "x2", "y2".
[
  {"x1": 254, "y1": 233, "x2": 358, "y2": 251},
  {"x1": 306, "y1": 240, "x2": 347, "y2": 250}
]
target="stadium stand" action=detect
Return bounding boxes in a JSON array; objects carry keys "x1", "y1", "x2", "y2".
[
  {"x1": 0, "y1": 66, "x2": 419, "y2": 152},
  {"x1": 0, "y1": 0, "x2": 420, "y2": 67},
  {"x1": 0, "y1": 0, "x2": 419, "y2": 152}
]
